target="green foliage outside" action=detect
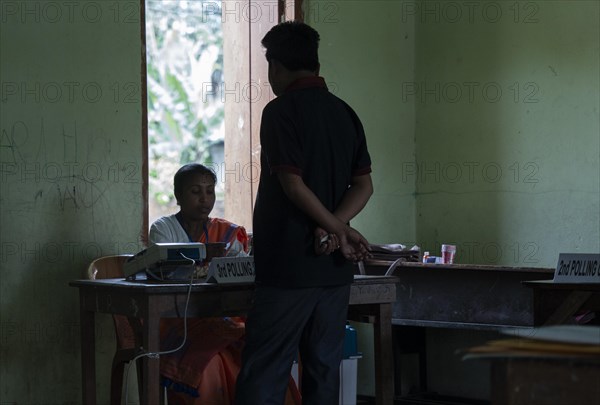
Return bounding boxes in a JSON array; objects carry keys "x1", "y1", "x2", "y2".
[{"x1": 146, "y1": 0, "x2": 224, "y2": 223}]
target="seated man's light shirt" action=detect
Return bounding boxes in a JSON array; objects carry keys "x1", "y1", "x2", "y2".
[
  {"x1": 149, "y1": 214, "x2": 247, "y2": 257},
  {"x1": 149, "y1": 215, "x2": 189, "y2": 243}
]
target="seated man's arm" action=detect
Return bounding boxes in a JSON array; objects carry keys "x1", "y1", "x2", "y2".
[
  {"x1": 149, "y1": 226, "x2": 168, "y2": 244},
  {"x1": 148, "y1": 220, "x2": 177, "y2": 244}
]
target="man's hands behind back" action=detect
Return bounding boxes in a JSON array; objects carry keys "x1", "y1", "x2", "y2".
[{"x1": 314, "y1": 226, "x2": 371, "y2": 262}]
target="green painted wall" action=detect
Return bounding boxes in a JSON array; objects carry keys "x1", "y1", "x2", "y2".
[
  {"x1": 1, "y1": 1, "x2": 144, "y2": 403},
  {"x1": 310, "y1": 0, "x2": 417, "y2": 246},
  {"x1": 311, "y1": 0, "x2": 599, "y2": 267},
  {"x1": 414, "y1": 1, "x2": 599, "y2": 267}
]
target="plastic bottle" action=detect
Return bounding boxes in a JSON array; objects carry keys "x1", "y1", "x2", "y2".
[
  {"x1": 422, "y1": 251, "x2": 430, "y2": 263},
  {"x1": 343, "y1": 323, "x2": 358, "y2": 358}
]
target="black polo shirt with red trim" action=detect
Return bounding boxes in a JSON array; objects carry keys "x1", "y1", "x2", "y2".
[{"x1": 253, "y1": 76, "x2": 372, "y2": 288}]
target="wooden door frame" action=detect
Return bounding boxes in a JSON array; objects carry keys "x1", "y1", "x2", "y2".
[
  {"x1": 223, "y1": 0, "x2": 303, "y2": 231},
  {"x1": 141, "y1": 1, "x2": 304, "y2": 234}
]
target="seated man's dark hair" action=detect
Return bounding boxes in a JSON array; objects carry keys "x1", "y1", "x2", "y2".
[
  {"x1": 261, "y1": 21, "x2": 320, "y2": 72},
  {"x1": 174, "y1": 163, "x2": 218, "y2": 200}
]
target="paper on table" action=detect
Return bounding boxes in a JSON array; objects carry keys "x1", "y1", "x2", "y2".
[
  {"x1": 369, "y1": 244, "x2": 408, "y2": 253},
  {"x1": 462, "y1": 325, "x2": 600, "y2": 361},
  {"x1": 501, "y1": 325, "x2": 600, "y2": 346}
]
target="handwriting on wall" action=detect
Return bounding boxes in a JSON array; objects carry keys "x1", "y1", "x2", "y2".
[{"x1": 1, "y1": 118, "x2": 140, "y2": 211}]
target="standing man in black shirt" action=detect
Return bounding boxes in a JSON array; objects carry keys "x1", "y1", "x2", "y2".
[{"x1": 235, "y1": 21, "x2": 374, "y2": 405}]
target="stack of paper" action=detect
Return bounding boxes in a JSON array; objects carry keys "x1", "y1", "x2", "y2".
[
  {"x1": 463, "y1": 325, "x2": 600, "y2": 360},
  {"x1": 367, "y1": 243, "x2": 420, "y2": 263}
]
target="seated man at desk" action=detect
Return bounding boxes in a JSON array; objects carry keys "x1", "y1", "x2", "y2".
[
  {"x1": 149, "y1": 163, "x2": 248, "y2": 256},
  {"x1": 149, "y1": 163, "x2": 249, "y2": 404}
]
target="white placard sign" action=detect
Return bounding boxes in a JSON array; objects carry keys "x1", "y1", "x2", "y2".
[
  {"x1": 553, "y1": 253, "x2": 600, "y2": 283},
  {"x1": 206, "y1": 256, "x2": 255, "y2": 284}
]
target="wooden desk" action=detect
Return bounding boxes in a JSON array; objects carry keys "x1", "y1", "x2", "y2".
[
  {"x1": 523, "y1": 280, "x2": 600, "y2": 325},
  {"x1": 363, "y1": 262, "x2": 556, "y2": 398},
  {"x1": 466, "y1": 324, "x2": 600, "y2": 405},
  {"x1": 489, "y1": 354, "x2": 600, "y2": 404},
  {"x1": 70, "y1": 275, "x2": 397, "y2": 405},
  {"x1": 364, "y1": 262, "x2": 555, "y2": 329}
]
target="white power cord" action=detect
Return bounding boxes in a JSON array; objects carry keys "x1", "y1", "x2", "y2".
[
  {"x1": 123, "y1": 251, "x2": 196, "y2": 404},
  {"x1": 384, "y1": 257, "x2": 405, "y2": 276}
]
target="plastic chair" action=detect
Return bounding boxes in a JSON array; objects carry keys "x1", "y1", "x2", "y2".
[{"x1": 86, "y1": 255, "x2": 144, "y2": 404}]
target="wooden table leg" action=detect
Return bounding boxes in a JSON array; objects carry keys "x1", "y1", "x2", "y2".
[
  {"x1": 142, "y1": 299, "x2": 161, "y2": 404},
  {"x1": 544, "y1": 290, "x2": 593, "y2": 325},
  {"x1": 80, "y1": 292, "x2": 96, "y2": 405},
  {"x1": 373, "y1": 303, "x2": 394, "y2": 405}
]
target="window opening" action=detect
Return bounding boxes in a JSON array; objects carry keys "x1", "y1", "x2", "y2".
[
  {"x1": 144, "y1": 0, "x2": 302, "y2": 231},
  {"x1": 145, "y1": 0, "x2": 225, "y2": 225}
]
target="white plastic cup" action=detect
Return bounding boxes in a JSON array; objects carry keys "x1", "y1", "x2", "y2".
[{"x1": 441, "y1": 244, "x2": 456, "y2": 264}]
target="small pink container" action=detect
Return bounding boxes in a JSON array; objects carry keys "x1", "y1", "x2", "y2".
[{"x1": 441, "y1": 244, "x2": 456, "y2": 264}]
